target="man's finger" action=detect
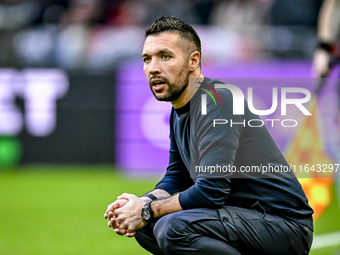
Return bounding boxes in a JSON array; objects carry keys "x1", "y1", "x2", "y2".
[
  {"x1": 107, "y1": 211, "x2": 114, "y2": 219},
  {"x1": 105, "y1": 199, "x2": 129, "y2": 218},
  {"x1": 118, "y1": 220, "x2": 129, "y2": 230},
  {"x1": 117, "y1": 193, "x2": 133, "y2": 200},
  {"x1": 127, "y1": 224, "x2": 139, "y2": 233},
  {"x1": 109, "y1": 218, "x2": 119, "y2": 227},
  {"x1": 114, "y1": 213, "x2": 126, "y2": 224},
  {"x1": 125, "y1": 232, "x2": 136, "y2": 237},
  {"x1": 114, "y1": 228, "x2": 127, "y2": 235},
  {"x1": 105, "y1": 202, "x2": 119, "y2": 216},
  {"x1": 104, "y1": 211, "x2": 112, "y2": 220},
  {"x1": 108, "y1": 216, "x2": 117, "y2": 227}
]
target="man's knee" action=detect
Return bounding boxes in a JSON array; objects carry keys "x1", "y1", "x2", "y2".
[{"x1": 153, "y1": 212, "x2": 190, "y2": 254}]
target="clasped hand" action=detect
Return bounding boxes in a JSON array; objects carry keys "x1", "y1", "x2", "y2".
[{"x1": 104, "y1": 193, "x2": 147, "y2": 237}]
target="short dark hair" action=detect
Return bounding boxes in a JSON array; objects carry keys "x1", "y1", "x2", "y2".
[{"x1": 145, "y1": 16, "x2": 201, "y2": 57}]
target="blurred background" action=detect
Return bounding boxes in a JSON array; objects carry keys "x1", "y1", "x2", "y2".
[{"x1": 0, "y1": 0, "x2": 340, "y2": 254}]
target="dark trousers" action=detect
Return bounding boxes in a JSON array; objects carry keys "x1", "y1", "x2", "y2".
[{"x1": 135, "y1": 206, "x2": 313, "y2": 255}]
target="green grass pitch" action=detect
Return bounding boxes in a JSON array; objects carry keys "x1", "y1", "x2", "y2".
[
  {"x1": 0, "y1": 165, "x2": 339, "y2": 254},
  {"x1": 0, "y1": 165, "x2": 157, "y2": 255}
]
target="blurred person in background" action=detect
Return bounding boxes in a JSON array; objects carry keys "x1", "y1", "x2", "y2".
[
  {"x1": 270, "y1": 0, "x2": 323, "y2": 27},
  {"x1": 0, "y1": 0, "x2": 39, "y2": 66},
  {"x1": 140, "y1": 0, "x2": 204, "y2": 26},
  {"x1": 53, "y1": 0, "x2": 103, "y2": 69},
  {"x1": 33, "y1": 0, "x2": 69, "y2": 25},
  {"x1": 209, "y1": 0, "x2": 273, "y2": 60},
  {"x1": 60, "y1": 0, "x2": 102, "y2": 26},
  {"x1": 210, "y1": 0, "x2": 272, "y2": 29},
  {"x1": 101, "y1": 0, "x2": 214, "y2": 26},
  {"x1": 313, "y1": 0, "x2": 340, "y2": 235},
  {"x1": 313, "y1": 0, "x2": 340, "y2": 78},
  {"x1": 100, "y1": 0, "x2": 147, "y2": 25},
  {"x1": 105, "y1": 16, "x2": 313, "y2": 255},
  {"x1": 33, "y1": 0, "x2": 103, "y2": 26}
]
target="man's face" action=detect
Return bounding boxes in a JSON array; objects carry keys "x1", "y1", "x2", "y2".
[{"x1": 142, "y1": 32, "x2": 190, "y2": 102}]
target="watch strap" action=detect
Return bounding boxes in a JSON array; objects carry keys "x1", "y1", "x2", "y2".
[{"x1": 142, "y1": 193, "x2": 158, "y2": 201}]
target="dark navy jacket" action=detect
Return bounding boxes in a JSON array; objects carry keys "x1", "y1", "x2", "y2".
[{"x1": 155, "y1": 77, "x2": 314, "y2": 230}]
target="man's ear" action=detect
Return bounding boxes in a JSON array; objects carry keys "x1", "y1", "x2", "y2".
[{"x1": 189, "y1": 51, "x2": 200, "y2": 71}]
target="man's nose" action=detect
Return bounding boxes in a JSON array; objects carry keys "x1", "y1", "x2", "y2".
[{"x1": 149, "y1": 59, "x2": 161, "y2": 75}]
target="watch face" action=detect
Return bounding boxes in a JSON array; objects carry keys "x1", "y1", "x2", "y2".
[{"x1": 142, "y1": 208, "x2": 151, "y2": 221}]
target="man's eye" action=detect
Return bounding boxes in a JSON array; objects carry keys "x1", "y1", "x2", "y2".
[
  {"x1": 162, "y1": 54, "x2": 170, "y2": 60},
  {"x1": 143, "y1": 57, "x2": 150, "y2": 63}
]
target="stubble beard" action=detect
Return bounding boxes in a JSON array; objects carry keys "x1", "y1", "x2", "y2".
[{"x1": 150, "y1": 66, "x2": 190, "y2": 102}]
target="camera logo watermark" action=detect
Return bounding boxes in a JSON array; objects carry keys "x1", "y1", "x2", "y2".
[
  {"x1": 198, "y1": 82, "x2": 222, "y2": 114},
  {"x1": 200, "y1": 83, "x2": 311, "y2": 116},
  {"x1": 199, "y1": 83, "x2": 312, "y2": 128}
]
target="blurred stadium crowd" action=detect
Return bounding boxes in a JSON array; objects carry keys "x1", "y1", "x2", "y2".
[{"x1": 0, "y1": 0, "x2": 324, "y2": 70}]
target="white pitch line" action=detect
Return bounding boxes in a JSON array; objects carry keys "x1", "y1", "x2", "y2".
[{"x1": 312, "y1": 231, "x2": 340, "y2": 249}]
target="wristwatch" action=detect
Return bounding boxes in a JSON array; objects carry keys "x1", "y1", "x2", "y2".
[{"x1": 141, "y1": 201, "x2": 154, "y2": 222}]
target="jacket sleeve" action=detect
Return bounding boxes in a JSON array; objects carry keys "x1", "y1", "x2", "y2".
[{"x1": 155, "y1": 109, "x2": 194, "y2": 195}]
